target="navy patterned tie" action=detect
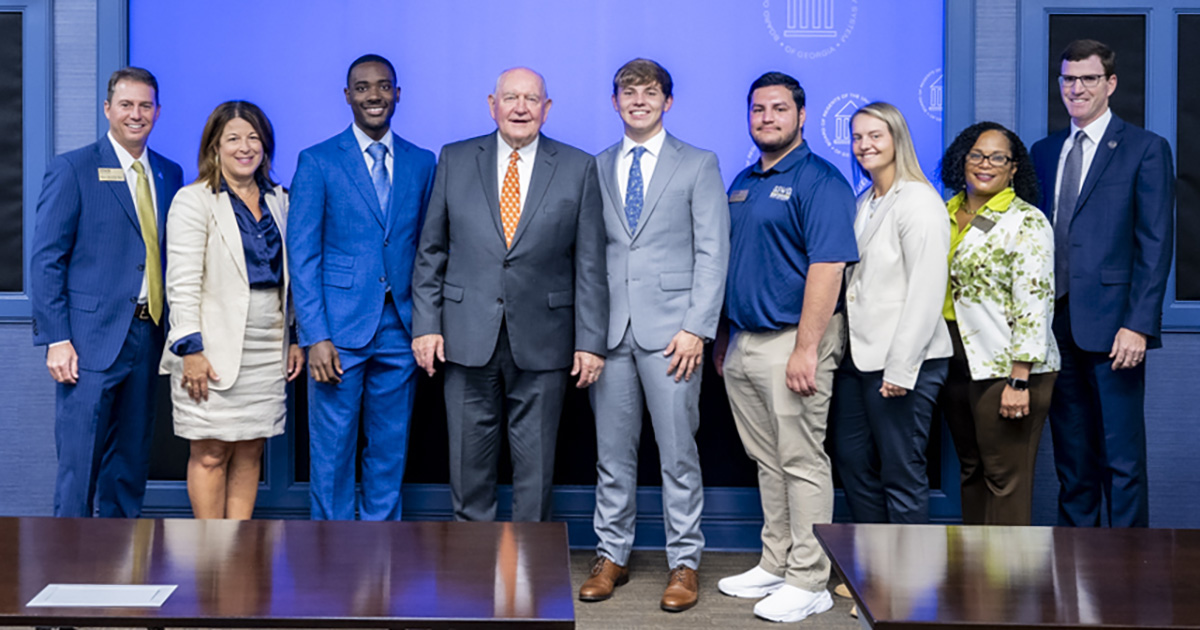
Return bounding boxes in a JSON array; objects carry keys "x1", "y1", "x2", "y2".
[
  {"x1": 368, "y1": 142, "x2": 391, "y2": 217},
  {"x1": 625, "y1": 146, "x2": 647, "y2": 232},
  {"x1": 1055, "y1": 130, "x2": 1087, "y2": 298}
]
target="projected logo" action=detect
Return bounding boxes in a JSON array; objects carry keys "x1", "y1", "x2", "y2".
[
  {"x1": 919, "y1": 68, "x2": 944, "y2": 122},
  {"x1": 745, "y1": 145, "x2": 762, "y2": 168},
  {"x1": 820, "y1": 92, "x2": 866, "y2": 158},
  {"x1": 763, "y1": 0, "x2": 858, "y2": 60}
]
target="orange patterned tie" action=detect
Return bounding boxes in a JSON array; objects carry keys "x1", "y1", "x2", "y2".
[{"x1": 500, "y1": 150, "x2": 521, "y2": 247}]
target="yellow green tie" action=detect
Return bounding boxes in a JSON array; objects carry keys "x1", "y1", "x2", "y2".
[{"x1": 130, "y1": 161, "x2": 162, "y2": 324}]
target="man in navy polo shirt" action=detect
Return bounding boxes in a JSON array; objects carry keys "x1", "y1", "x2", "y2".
[{"x1": 713, "y1": 71, "x2": 858, "y2": 624}]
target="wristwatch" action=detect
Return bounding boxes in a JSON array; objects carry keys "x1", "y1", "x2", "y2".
[{"x1": 1005, "y1": 376, "x2": 1030, "y2": 391}]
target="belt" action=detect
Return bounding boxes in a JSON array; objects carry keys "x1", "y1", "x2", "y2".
[{"x1": 133, "y1": 303, "x2": 153, "y2": 321}]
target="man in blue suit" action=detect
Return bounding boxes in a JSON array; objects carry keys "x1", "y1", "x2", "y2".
[
  {"x1": 31, "y1": 67, "x2": 183, "y2": 517},
  {"x1": 288, "y1": 54, "x2": 436, "y2": 520},
  {"x1": 1031, "y1": 39, "x2": 1175, "y2": 528}
]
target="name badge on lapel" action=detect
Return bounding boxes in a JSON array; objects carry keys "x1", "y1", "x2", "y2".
[
  {"x1": 969, "y1": 215, "x2": 996, "y2": 233},
  {"x1": 729, "y1": 189, "x2": 749, "y2": 203},
  {"x1": 98, "y1": 168, "x2": 125, "y2": 182}
]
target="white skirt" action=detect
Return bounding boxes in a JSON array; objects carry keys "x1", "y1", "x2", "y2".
[{"x1": 172, "y1": 289, "x2": 287, "y2": 442}]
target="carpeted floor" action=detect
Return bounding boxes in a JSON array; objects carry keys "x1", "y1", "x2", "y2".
[{"x1": 570, "y1": 550, "x2": 861, "y2": 629}]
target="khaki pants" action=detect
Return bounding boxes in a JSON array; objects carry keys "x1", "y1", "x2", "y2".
[{"x1": 723, "y1": 314, "x2": 845, "y2": 591}]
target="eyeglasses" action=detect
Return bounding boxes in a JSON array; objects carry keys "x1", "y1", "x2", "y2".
[
  {"x1": 1059, "y1": 74, "x2": 1106, "y2": 88},
  {"x1": 966, "y1": 152, "x2": 1013, "y2": 167}
]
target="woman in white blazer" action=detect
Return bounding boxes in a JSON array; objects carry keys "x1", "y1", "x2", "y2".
[
  {"x1": 831, "y1": 102, "x2": 952, "y2": 526},
  {"x1": 160, "y1": 101, "x2": 303, "y2": 519},
  {"x1": 938, "y1": 122, "x2": 1059, "y2": 525}
]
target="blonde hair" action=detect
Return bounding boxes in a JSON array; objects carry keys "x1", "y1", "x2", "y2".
[{"x1": 851, "y1": 101, "x2": 930, "y2": 187}]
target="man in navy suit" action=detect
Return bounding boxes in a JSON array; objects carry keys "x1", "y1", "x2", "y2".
[
  {"x1": 1031, "y1": 39, "x2": 1175, "y2": 528},
  {"x1": 31, "y1": 67, "x2": 184, "y2": 517},
  {"x1": 288, "y1": 54, "x2": 436, "y2": 520}
]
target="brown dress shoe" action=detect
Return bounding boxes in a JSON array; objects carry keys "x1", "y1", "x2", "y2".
[
  {"x1": 579, "y1": 556, "x2": 628, "y2": 601},
  {"x1": 660, "y1": 566, "x2": 699, "y2": 612}
]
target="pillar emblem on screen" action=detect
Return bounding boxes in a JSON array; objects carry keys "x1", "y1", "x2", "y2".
[
  {"x1": 762, "y1": 0, "x2": 858, "y2": 60},
  {"x1": 919, "y1": 68, "x2": 943, "y2": 122},
  {"x1": 821, "y1": 92, "x2": 866, "y2": 158}
]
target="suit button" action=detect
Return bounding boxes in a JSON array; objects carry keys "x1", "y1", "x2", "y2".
[
  {"x1": 497, "y1": 298, "x2": 504, "y2": 305},
  {"x1": 631, "y1": 246, "x2": 639, "y2": 251},
  {"x1": 384, "y1": 239, "x2": 390, "y2": 247},
  {"x1": 379, "y1": 276, "x2": 386, "y2": 283},
  {"x1": 848, "y1": 295, "x2": 856, "y2": 303},
  {"x1": 503, "y1": 261, "x2": 510, "y2": 268},
  {"x1": 129, "y1": 297, "x2": 137, "y2": 303},
  {"x1": 137, "y1": 263, "x2": 145, "y2": 271}
]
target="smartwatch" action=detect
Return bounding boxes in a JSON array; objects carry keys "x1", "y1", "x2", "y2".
[{"x1": 1005, "y1": 376, "x2": 1030, "y2": 391}]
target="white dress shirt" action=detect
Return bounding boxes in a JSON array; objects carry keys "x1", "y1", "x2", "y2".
[
  {"x1": 352, "y1": 123, "x2": 394, "y2": 185},
  {"x1": 109, "y1": 131, "x2": 157, "y2": 304},
  {"x1": 616, "y1": 128, "x2": 666, "y2": 199},
  {"x1": 1053, "y1": 107, "x2": 1112, "y2": 223},
  {"x1": 496, "y1": 133, "x2": 539, "y2": 212}
]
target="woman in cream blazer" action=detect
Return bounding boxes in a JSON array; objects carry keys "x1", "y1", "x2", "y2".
[
  {"x1": 938, "y1": 122, "x2": 1059, "y2": 526},
  {"x1": 160, "y1": 101, "x2": 303, "y2": 519},
  {"x1": 832, "y1": 102, "x2": 952, "y2": 526}
]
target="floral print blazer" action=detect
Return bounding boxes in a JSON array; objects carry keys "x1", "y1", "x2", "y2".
[{"x1": 948, "y1": 190, "x2": 1061, "y2": 380}]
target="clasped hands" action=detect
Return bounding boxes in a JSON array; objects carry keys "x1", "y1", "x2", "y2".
[{"x1": 413, "y1": 333, "x2": 606, "y2": 389}]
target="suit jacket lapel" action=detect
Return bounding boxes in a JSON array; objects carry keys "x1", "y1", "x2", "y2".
[
  {"x1": 337, "y1": 127, "x2": 385, "y2": 229},
  {"x1": 97, "y1": 140, "x2": 140, "y2": 232},
  {"x1": 384, "y1": 131, "x2": 413, "y2": 239},
  {"x1": 509, "y1": 135, "x2": 557, "y2": 251},
  {"x1": 211, "y1": 190, "x2": 249, "y2": 283},
  {"x1": 632, "y1": 134, "x2": 680, "y2": 241},
  {"x1": 598, "y1": 144, "x2": 630, "y2": 239},
  {"x1": 1038, "y1": 131, "x2": 1067, "y2": 224},
  {"x1": 856, "y1": 182, "x2": 902, "y2": 250},
  {"x1": 1072, "y1": 116, "x2": 1123, "y2": 222},
  {"x1": 475, "y1": 134, "x2": 505, "y2": 244},
  {"x1": 147, "y1": 150, "x2": 172, "y2": 251}
]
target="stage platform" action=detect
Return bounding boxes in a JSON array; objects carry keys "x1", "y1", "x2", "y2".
[{"x1": 0, "y1": 516, "x2": 573, "y2": 629}]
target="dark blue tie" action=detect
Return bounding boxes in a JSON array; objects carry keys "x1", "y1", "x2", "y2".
[
  {"x1": 368, "y1": 142, "x2": 391, "y2": 216},
  {"x1": 625, "y1": 146, "x2": 647, "y2": 232},
  {"x1": 1055, "y1": 130, "x2": 1086, "y2": 298}
]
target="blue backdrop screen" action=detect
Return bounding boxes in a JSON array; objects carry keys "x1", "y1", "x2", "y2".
[{"x1": 131, "y1": 0, "x2": 945, "y2": 191}]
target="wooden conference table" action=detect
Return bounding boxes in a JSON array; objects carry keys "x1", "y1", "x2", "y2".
[
  {"x1": 816, "y1": 523, "x2": 1200, "y2": 630},
  {"x1": 0, "y1": 516, "x2": 574, "y2": 629}
]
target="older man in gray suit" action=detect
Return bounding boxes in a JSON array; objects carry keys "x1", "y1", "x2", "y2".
[
  {"x1": 412, "y1": 67, "x2": 607, "y2": 523},
  {"x1": 577, "y1": 59, "x2": 730, "y2": 613}
]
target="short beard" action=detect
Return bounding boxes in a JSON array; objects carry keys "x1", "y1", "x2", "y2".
[{"x1": 753, "y1": 125, "x2": 800, "y2": 155}]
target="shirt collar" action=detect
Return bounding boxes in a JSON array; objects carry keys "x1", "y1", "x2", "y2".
[
  {"x1": 497, "y1": 132, "x2": 539, "y2": 163},
  {"x1": 946, "y1": 187, "x2": 1017, "y2": 217},
  {"x1": 753, "y1": 140, "x2": 810, "y2": 175},
  {"x1": 107, "y1": 131, "x2": 151, "y2": 174},
  {"x1": 621, "y1": 128, "x2": 667, "y2": 158},
  {"x1": 352, "y1": 123, "x2": 394, "y2": 156},
  {"x1": 1070, "y1": 107, "x2": 1112, "y2": 146}
]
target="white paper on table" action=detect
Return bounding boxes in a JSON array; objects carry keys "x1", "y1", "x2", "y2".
[{"x1": 26, "y1": 584, "x2": 177, "y2": 608}]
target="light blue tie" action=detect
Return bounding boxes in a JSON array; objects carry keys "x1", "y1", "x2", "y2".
[
  {"x1": 625, "y1": 146, "x2": 647, "y2": 232},
  {"x1": 367, "y1": 142, "x2": 391, "y2": 216}
]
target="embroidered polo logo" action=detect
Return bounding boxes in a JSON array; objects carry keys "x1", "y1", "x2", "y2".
[{"x1": 770, "y1": 186, "x2": 793, "y2": 201}]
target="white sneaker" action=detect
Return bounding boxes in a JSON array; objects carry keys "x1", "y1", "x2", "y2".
[
  {"x1": 717, "y1": 566, "x2": 785, "y2": 598},
  {"x1": 753, "y1": 585, "x2": 834, "y2": 623}
]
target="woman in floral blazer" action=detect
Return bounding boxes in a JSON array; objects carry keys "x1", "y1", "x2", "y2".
[{"x1": 938, "y1": 122, "x2": 1060, "y2": 525}]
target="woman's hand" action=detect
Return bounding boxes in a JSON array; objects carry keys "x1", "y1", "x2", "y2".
[
  {"x1": 286, "y1": 343, "x2": 305, "y2": 382},
  {"x1": 181, "y1": 353, "x2": 220, "y2": 403},
  {"x1": 1000, "y1": 385, "x2": 1030, "y2": 419}
]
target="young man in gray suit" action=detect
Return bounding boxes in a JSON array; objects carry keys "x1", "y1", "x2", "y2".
[
  {"x1": 412, "y1": 67, "x2": 607, "y2": 523},
  {"x1": 578, "y1": 59, "x2": 730, "y2": 613}
]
